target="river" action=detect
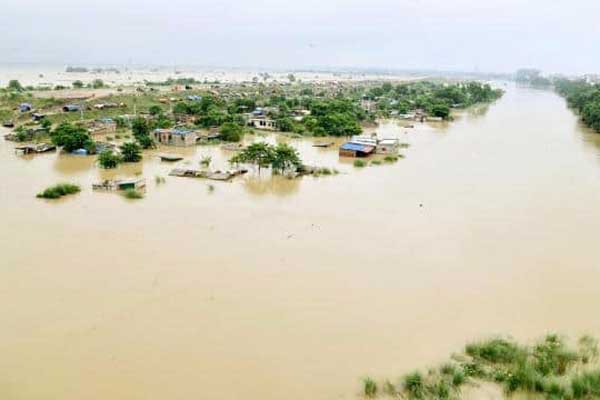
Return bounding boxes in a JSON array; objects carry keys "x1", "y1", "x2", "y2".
[{"x1": 2, "y1": 84, "x2": 600, "y2": 399}]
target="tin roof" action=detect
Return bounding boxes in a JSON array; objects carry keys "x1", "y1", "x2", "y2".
[{"x1": 340, "y1": 142, "x2": 375, "y2": 153}]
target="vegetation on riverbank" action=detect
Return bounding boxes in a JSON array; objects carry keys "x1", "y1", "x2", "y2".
[
  {"x1": 36, "y1": 183, "x2": 81, "y2": 199},
  {"x1": 555, "y1": 79, "x2": 600, "y2": 132},
  {"x1": 362, "y1": 334, "x2": 600, "y2": 399}
]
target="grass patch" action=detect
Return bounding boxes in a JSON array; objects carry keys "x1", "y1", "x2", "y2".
[
  {"x1": 363, "y1": 377, "x2": 377, "y2": 397},
  {"x1": 362, "y1": 334, "x2": 600, "y2": 399},
  {"x1": 384, "y1": 155, "x2": 399, "y2": 163},
  {"x1": 207, "y1": 184, "x2": 215, "y2": 193},
  {"x1": 36, "y1": 183, "x2": 80, "y2": 199},
  {"x1": 155, "y1": 175, "x2": 166, "y2": 185},
  {"x1": 353, "y1": 159, "x2": 367, "y2": 168},
  {"x1": 371, "y1": 160, "x2": 382, "y2": 166},
  {"x1": 122, "y1": 188, "x2": 144, "y2": 199}
]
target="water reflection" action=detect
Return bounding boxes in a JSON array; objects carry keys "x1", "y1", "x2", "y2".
[
  {"x1": 53, "y1": 153, "x2": 96, "y2": 175},
  {"x1": 241, "y1": 174, "x2": 301, "y2": 197}
]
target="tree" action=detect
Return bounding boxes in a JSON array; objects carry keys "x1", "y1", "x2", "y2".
[
  {"x1": 92, "y1": 79, "x2": 105, "y2": 89},
  {"x1": 431, "y1": 103, "x2": 451, "y2": 119},
  {"x1": 219, "y1": 122, "x2": 244, "y2": 142},
  {"x1": 119, "y1": 142, "x2": 142, "y2": 162},
  {"x1": 98, "y1": 149, "x2": 121, "y2": 169},
  {"x1": 230, "y1": 142, "x2": 303, "y2": 174},
  {"x1": 51, "y1": 122, "x2": 95, "y2": 152},
  {"x1": 72, "y1": 80, "x2": 84, "y2": 89},
  {"x1": 148, "y1": 105, "x2": 163, "y2": 116},
  {"x1": 271, "y1": 143, "x2": 302, "y2": 173},
  {"x1": 230, "y1": 142, "x2": 276, "y2": 173},
  {"x1": 276, "y1": 117, "x2": 294, "y2": 132},
  {"x1": 7, "y1": 80, "x2": 23, "y2": 92},
  {"x1": 131, "y1": 117, "x2": 149, "y2": 137}
]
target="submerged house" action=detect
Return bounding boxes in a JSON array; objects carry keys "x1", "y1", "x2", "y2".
[
  {"x1": 339, "y1": 135, "x2": 399, "y2": 157},
  {"x1": 153, "y1": 128, "x2": 197, "y2": 146},
  {"x1": 375, "y1": 138, "x2": 400, "y2": 154},
  {"x1": 339, "y1": 142, "x2": 376, "y2": 158}
]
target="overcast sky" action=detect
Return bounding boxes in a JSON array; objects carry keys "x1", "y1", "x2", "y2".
[{"x1": 2, "y1": 0, "x2": 599, "y2": 74}]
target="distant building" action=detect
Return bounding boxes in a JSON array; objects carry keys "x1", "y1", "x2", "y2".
[
  {"x1": 153, "y1": 128, "x2": 197, "y2": 146},
  {"x1": 249, "y1": 117, "x2": 278, "y2": 130}
]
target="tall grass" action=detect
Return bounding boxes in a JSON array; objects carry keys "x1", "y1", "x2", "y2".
[
  {"x1": 361, "y1": 334, "x2": 600, "y2": 399},
  {"x1": 353, "y1": 159, "x2": 366, "y2": 168},
  {"x1": 363, "y1": 377, "x2": 377, "y2": 397}
]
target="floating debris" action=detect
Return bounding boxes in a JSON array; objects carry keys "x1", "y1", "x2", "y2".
[
  {"x1": 158, "y1": 154, "x2": 184, "y2": 162},
  {"x1": 15, "y1": 143, "x2": 56, "y2": 154},
  {"x1": 92, "y1": 178, "x2": 146, "y2": 191},
  {"x1": 169, "y1": 168, "x2": 247, "y2": 181}
]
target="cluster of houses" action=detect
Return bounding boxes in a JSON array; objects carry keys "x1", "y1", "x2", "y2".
[{"x1": 339, "y1": 135, "x2": 400, "y2": 158}]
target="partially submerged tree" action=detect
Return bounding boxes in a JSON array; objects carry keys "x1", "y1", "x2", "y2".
[
  {"x1": 119, "y1": 142, "x2": 142, "y2": 162},
  {"x1": 230, "y1": 142, "x2": 302, "y2": 174},
  {"x1": 271, "y1": 143, "x2": 302, "y2": 174},
  {"x1": 219, "y1": 122, "x2": 244, "y2": 142},
  {"x1": 230, "y1": 142, "x2": 276, "y2": 173},
  {"x1": 98, "y1": 149, "x2": 121, "y2": 169}
]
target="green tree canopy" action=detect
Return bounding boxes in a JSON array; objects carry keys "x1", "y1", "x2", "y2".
[
  {"x1": 119, "y1": 142, "x2": 142, "y2": 162},
  {"x1": 51, "y1": 122, "x2": 95, "y2": 152}
]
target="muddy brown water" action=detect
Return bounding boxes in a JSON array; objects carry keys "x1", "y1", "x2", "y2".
[{"x1": 3, "y1": 84, "x2": 600, "y2": 399}]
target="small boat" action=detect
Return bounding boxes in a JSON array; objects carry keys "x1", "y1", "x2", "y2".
[
  {"x1": 93, "y1": 178, "x2": 146, "y2": 191},
  {"x1": 2, "y1": 120, "x2": 14, "y2": 128},
  {"x1": 313, "y1": 141, "x2": 334, "y2": 148},
  {"x1": 158, "y1": 154, "x2": 184, "y2": 162}
]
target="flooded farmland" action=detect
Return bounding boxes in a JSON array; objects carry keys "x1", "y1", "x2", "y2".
[{"x1": 3, "y1": 84, "x2": 600, "y2": 400}]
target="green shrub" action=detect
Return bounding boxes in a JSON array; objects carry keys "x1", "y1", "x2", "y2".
[
  {"x1": 353, "y1": 159, "x2": 366, "y2": 168},
  {"x1": 98, "y1": 149, "x2": 121, "y2": 169},
  {"x1": 465, "y1": 338, "x2": 526, "y2": 364},
  {"x1": 123, "y1": 189, "x2": 144, "y2": 199},
  {"x1": 363, "y1": 377, "x2": 377, "y2": 397},
  {"x1": 37, "y1": 183, "x2": 80, "y2": 199},
  {"x1": 572, "y1": 370, "x2": 600, "y2": 399},
  {"x1": 402, "y1": 372, "x2": 424, "y2": 398}
]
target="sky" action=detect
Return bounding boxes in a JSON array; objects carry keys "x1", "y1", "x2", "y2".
[{"x1": 2, "y1": 0, "x2": 600, "y2": 74}]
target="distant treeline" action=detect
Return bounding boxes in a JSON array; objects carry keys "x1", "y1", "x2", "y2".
[
  {"x1": 555, "y1": 79, "x2": 600, "y2": 131},
  {"x1": 362, "y1": 81, "x2": 503, "y2": 119}
]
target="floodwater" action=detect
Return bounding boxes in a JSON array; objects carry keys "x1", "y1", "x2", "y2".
[{"x1": 3, "y1": 84, "x2": 600, "y2": 400}]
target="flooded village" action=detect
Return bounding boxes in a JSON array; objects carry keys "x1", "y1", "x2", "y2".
[
  {"x1": 0, "y1": 71, "x2": 502, "y2": 199},
  {"x1": 5, "y1": 65, "x2": 600, "y2": 400}
]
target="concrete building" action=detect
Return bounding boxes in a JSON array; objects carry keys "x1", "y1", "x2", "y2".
[
  {"x1": 153, "y1": 128, "x2": 197, "y2": 146},
  {"x1": 249, "y1": 118, "x2": 278, "y2": 131}
]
